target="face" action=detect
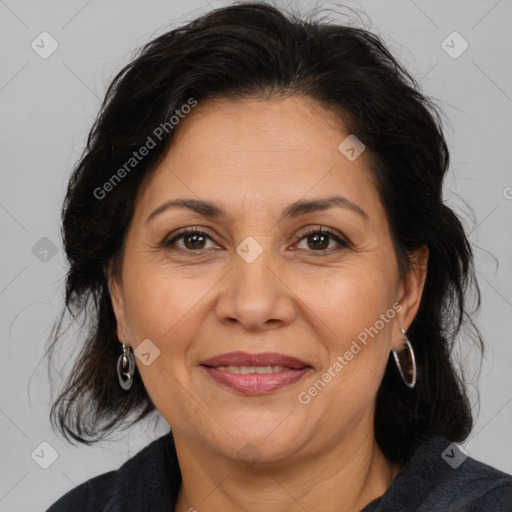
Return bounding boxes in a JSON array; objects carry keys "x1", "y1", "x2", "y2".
[{"x1": 109, "y1": 96, "x2": 426, "y2": 465}]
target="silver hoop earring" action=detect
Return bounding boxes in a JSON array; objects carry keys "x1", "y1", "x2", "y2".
[
  {"x1": 116, "y1": 342, "x2": 135, "y2": 391},
  {"x1": 392, "y1": 328, "x2": 416, "y2": 389}
]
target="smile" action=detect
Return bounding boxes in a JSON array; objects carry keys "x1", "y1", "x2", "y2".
[
  {"x1": 214, "y1": 365, "x2": 284, "y2": 374},
  {"x1": 200, "y1": 352, "x2": 313, "y2": 395}
]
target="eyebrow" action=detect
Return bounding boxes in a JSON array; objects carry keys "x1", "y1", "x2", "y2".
[{"x1": 146, "y1": 195, "x2": 368, "y2": 224}]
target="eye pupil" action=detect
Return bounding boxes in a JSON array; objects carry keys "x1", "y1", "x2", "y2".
[
  {"x1": 185, "y1": 233, "x2": 206, "y2": 249},
  {"x1": 308, "y1": 233, "x2": 329, "y2": 250}
]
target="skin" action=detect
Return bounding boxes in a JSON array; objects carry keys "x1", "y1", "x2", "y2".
[{"x1": 109, "y1": 96, "x2": 428, "y2": 512}]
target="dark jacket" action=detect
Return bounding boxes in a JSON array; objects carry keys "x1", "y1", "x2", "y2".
[{"x1": 45, "y1": 431, "x2": 512, "y2": 511}]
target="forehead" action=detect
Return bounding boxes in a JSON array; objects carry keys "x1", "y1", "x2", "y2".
[{"x1": 135, "y1": 96, "x2": 383, "y2": 222}]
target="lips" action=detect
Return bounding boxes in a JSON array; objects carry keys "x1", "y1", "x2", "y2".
[
  {"x1": 200, "y1": 351, "x2": 312, "y2": 395},
  {"x1": 201, "y1": 351, "x2": 311, "y2": 369}
]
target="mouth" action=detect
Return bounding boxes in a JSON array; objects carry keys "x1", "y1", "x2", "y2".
[{"x1": 200, "y1": 351, "x2": 313, "y2": 395}]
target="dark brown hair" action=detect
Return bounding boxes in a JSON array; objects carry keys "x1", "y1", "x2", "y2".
[{"x1": 47, "y1": 2, "x2": 483, "y2": 466}]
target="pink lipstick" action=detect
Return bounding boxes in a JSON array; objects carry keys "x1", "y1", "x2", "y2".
[{"x1": 200, "y1": 351, "x2": 312, "y2": 395}]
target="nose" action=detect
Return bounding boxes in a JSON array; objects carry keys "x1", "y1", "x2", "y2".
[{"x1": 215, "y1": 245, "x2": 297, "y2": 331}]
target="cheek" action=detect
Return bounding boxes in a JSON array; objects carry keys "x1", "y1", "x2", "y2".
[
  {"x1": 120, "y1": 270, "x2": 206, "y2": 411},
  {"x1": 304, "y1": 264, "x2": 396, "y2": 340},
  {"x1": 309, "y1": 266, "x2": 397, "y2": 391},
  {"x1": 121, "y1": 271, "x2": 187, "y2": 345}
]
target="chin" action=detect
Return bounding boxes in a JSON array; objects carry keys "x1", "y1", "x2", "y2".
[{"x1": 199, "y1": 414, "x2": 312, "y2": 466}]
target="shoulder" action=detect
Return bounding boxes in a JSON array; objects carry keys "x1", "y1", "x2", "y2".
[
  {"x1": 443, "y1": 452, "x2": 512, "y2": 511},
  {"x1": 380, "y1": 434, "x2": 512, "y2": 511},
  {"x1": 45, "y1": 432, "x2": 176, "y2": 512},
  {"x1": 439, "y1": 453, "x2": 512, "y2": 511},
  {"x1": 463, "y1": 478, "x2": 512, "y2": 511}
]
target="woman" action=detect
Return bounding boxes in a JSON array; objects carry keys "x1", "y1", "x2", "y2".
[{"x1": 45, "y1": 3, "x2": 512, "y2": 511}]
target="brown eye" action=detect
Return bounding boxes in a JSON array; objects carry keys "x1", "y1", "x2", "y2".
[
  {"x1": 183, "y1": 232, "x2": 207, "y2": 249},
  {"x1": 296, "y1": 228, "x2": 350, "y2": 253},
  {"x1": 162, "y1": 230, "x2": 216, "y2": 251}
]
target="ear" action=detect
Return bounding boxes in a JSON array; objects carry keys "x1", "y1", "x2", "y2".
[
  {"x1": 392, "y1": 244, "x2": 429, "y2": 350},
  {"x1": 106, "y1": 262, "x2": 128, "y2": 345}
]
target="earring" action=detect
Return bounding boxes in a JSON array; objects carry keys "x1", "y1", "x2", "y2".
[
  {"x1": 391, "y1": 328, "x2": 416, "y2": 389},
  {"x1": 116, "y1": 342, "x2": 136, "y2": 391}
]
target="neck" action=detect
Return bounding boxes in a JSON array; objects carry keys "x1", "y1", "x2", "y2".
[{"x1": 173, "y1": 427, "x2": 400, "y2": 512}]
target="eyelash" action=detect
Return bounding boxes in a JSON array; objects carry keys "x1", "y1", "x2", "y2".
[{"x1": 161, "y1": 226, "x2": 351, "y2": 254}]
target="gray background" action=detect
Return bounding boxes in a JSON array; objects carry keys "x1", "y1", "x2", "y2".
[{"x1": 1, "y1": 0, "x2": 511, "y2": 510}]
